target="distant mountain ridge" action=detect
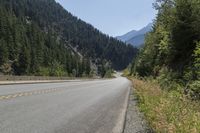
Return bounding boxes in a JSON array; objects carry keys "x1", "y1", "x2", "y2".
[
  {"x1": 116, "y1": 23, "x2": 153, "y2": 47},
  {"x1": 116, "y1": 30, "x2": 137, "y2": 42}
]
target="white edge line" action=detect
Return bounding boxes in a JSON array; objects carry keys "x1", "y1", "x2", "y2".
[{"x1": 112, "y1": 84, "x2": 131, "y2": 133}]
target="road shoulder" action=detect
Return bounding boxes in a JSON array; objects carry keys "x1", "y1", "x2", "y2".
[{"x1": 123, "y1": 87, "x2": 153, "y2": 133}]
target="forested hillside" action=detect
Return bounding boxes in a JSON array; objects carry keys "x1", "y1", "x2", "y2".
[
  {"x1": 0, "y1": 1, "x2": 90, "y2": 77},
  {"x1": 0, "y1": 0, "x2": 138, "y2": 77},
  {"x1": 131, "y1": 0, "x2": 200, "y2": 98}
]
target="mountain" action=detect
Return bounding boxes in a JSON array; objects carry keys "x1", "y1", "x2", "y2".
[
  {"x1": 116, "y1": 30, "x2": 137, "y2": 42},
  {"x1": 117, "y1": 23, "x2": 153, "y2": 47},
  {"x1": 0, "y1": 0, "x2": 138, "y2": 76}
]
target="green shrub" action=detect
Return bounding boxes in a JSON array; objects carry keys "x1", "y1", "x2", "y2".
[
  {"x1": 157, "y1": 67, "x2": 183, "y2": 91},
  {"x1": 188, "y1": 81, "x2": 200, "y2": 100},
  {"x1": 194, "y1": 41, "x2": 200, "y2": 79},
  {"x1": 37, "y1": 67, "x2": 50, "y2": 76}
]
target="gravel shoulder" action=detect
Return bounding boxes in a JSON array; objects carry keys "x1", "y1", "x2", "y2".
[{"x1": 123, "y1": 87, "x2": 153, "y2": 133}]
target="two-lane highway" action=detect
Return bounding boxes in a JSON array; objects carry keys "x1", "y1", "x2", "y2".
[{"x1": 0, "y1": 77, "x2": 131, "y2": 133}]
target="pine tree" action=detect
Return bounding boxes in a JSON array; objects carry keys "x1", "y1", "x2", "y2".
[
  {"x1": 17, "y1": 45, "x2": 31, "y2": 75},
  {"x1": 0, "y1": 39, "x2": 8, "y2": 66}
]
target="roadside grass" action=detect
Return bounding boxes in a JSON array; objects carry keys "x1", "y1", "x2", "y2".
[{"x1": 130, "y1": 77, "x2": 200, "y2": 133}]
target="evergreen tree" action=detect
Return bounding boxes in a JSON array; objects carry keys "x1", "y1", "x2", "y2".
[
  {"x1": 0, "y1": 39, "x2": 8, "y2": 66},
  {"x1": 17, "y1": 45, "x2": 31, "y2": 75}
]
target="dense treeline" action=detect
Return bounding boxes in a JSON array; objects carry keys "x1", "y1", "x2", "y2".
[
  {"x1": 0, "y1": 3, "x2": 91, "y2": 76},
  {"x1": 0, "y1": 0, "x2": 138, "y2": 73},
  {"x1": 131, "y1": 0, "x2": 200, "y2": 98}
]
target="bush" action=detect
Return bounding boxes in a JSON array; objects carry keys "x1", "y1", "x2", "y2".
[
  {"x1": 37, "y1": 67, "x2": 50, "y2": 76},
  {"x1": 188, "y1": 81, "x2": 200, "y2": 100},
  {"x1": 157, "y1": 67, "x2": 183, "y2": 91},
  {"x1": 194, "y1": 41, "x2": 200, "y2": 79}
]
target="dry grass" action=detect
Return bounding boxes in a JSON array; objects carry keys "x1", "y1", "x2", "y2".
[{"x1": 131, "y1": 78, "x2": 200, "y2": 133}]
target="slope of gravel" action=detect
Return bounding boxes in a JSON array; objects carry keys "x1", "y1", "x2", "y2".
[{"x1": 123, "y1": 87, "x2": 153, "y2": 133}]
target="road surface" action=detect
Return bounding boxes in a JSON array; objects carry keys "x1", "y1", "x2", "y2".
[{"x1": 0, "y1": 77, "x2": 131, "y2": 133}]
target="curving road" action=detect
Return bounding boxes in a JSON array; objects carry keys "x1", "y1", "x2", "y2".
[{"x1": 0, "y1": 77, "x2": 131, "y2": 133}]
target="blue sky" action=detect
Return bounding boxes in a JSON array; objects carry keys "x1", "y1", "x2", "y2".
[{"x1": 55, "y1": 0, "x2": 157, "y2": 37}]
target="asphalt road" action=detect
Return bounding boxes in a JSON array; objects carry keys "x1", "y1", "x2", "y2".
[{"x1": 0, "y1": 77, "x2": 131, "y2": 133}]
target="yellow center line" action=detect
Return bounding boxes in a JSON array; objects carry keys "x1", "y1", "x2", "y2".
[
  {"x1": 0, "y1": 88, "x2": 65, "y2": 101},
  {"x1": 0, "y1": 96, "x2": 6, "y2": 100},
  {"x1": 12, "y1": 94, "x2": 18, "y2": 98}
]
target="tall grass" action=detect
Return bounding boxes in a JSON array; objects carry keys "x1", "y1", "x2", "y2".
[{"x1": 131, "y1": 78, "x2": 200, "y2": 133}]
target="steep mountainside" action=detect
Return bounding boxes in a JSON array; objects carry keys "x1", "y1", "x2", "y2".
[
  {"x1": 117, "y1": 23, "x2": 153, "y2": 47},
  {"x1": 127, "y1": 34, "x2": 145, "y2": 47},
  {"x1": 0, "y1": 0, "x2": 138, "y2": 76}
]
